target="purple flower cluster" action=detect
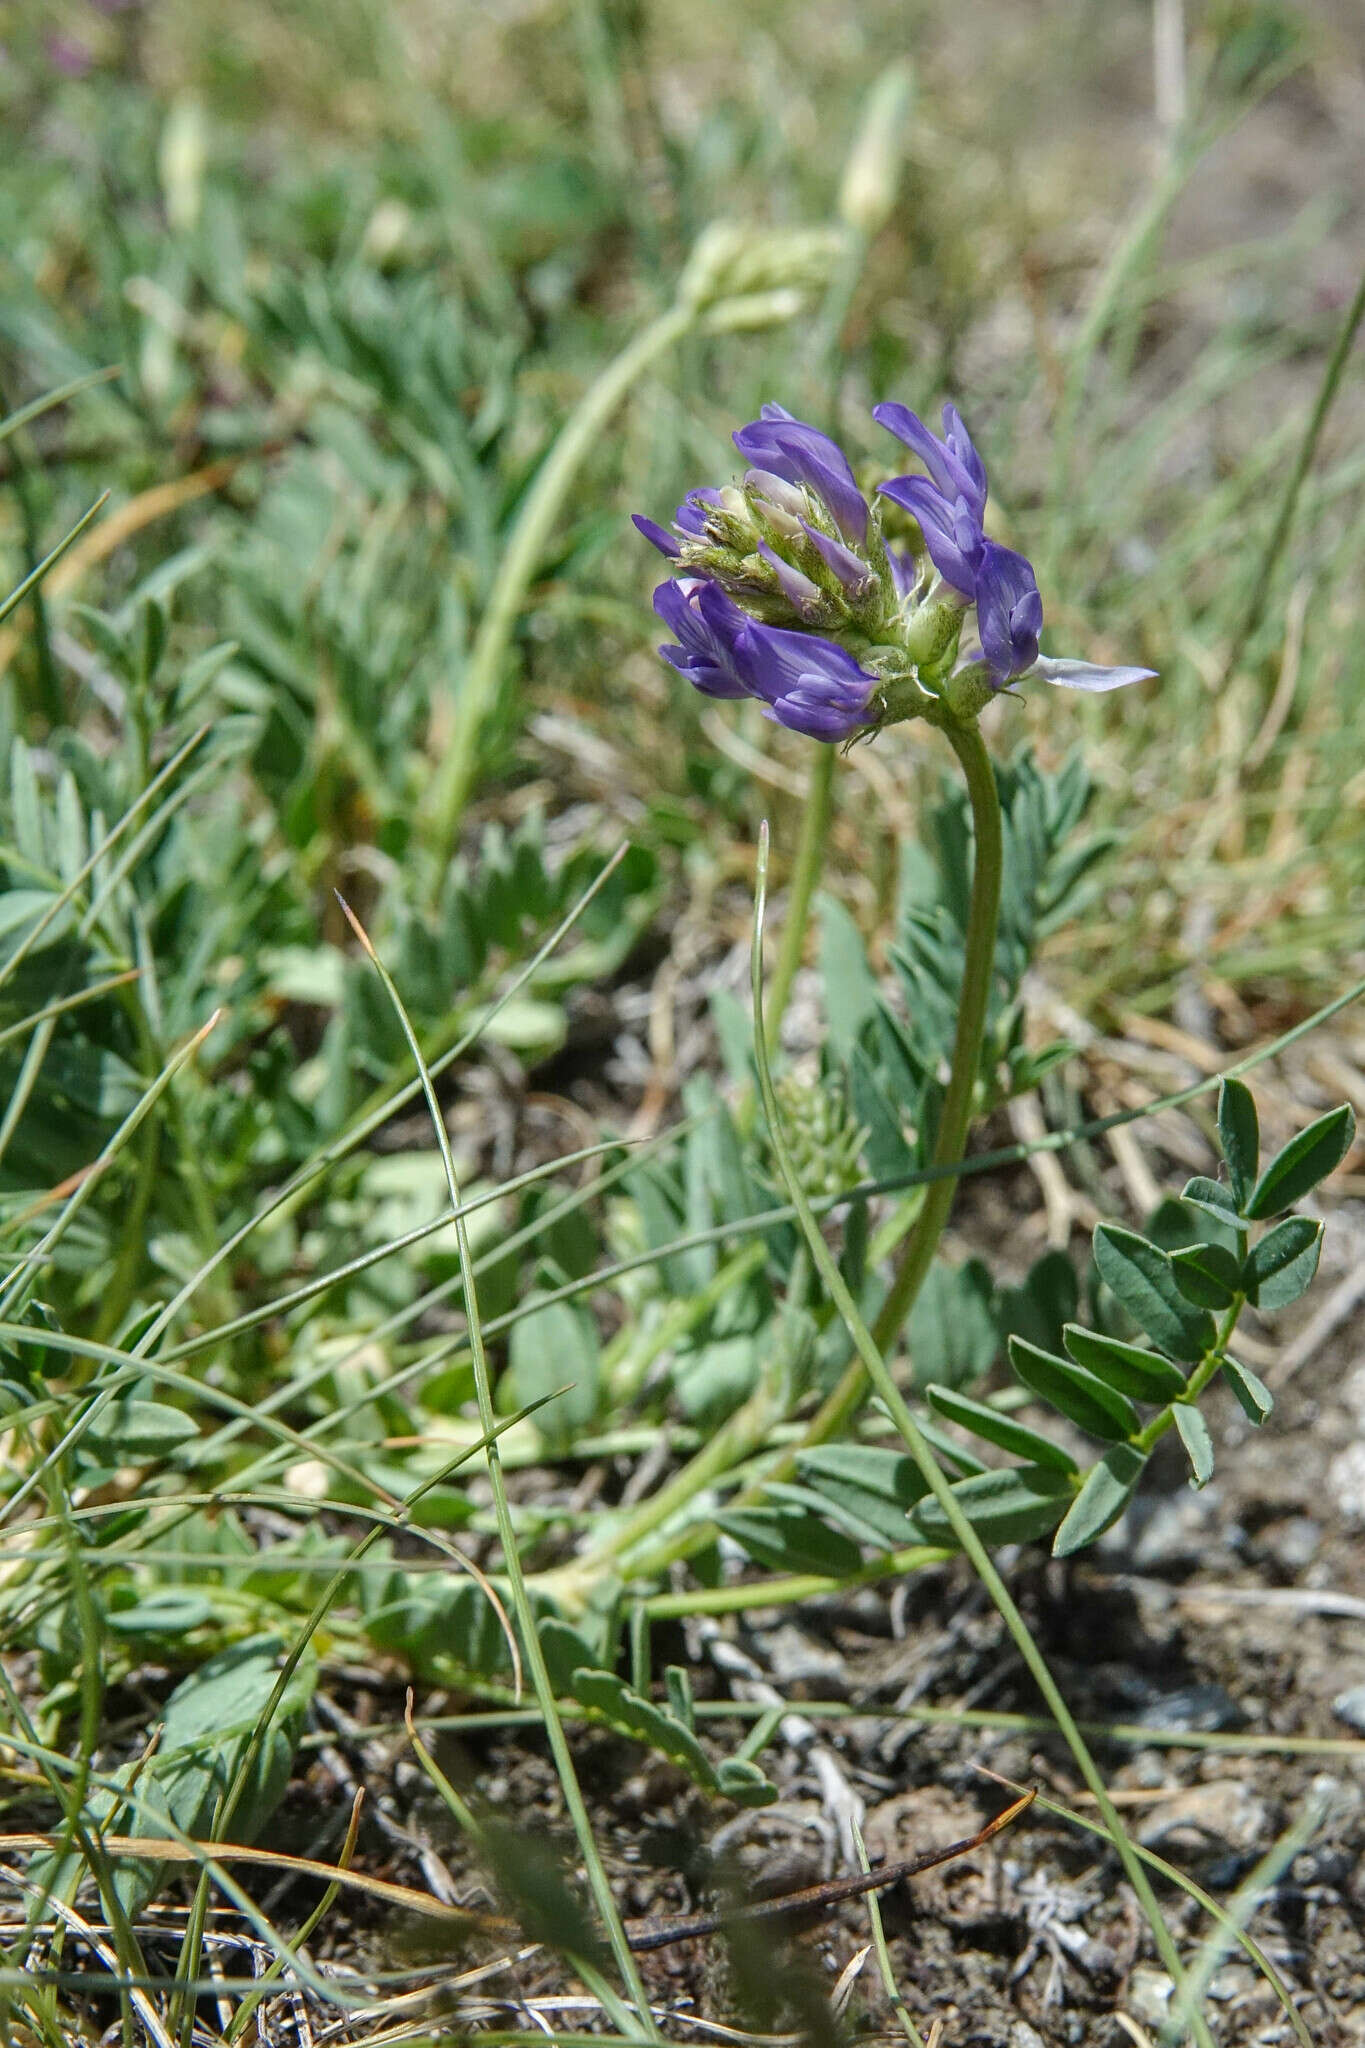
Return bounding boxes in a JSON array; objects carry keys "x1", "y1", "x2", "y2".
[{"x1": 635, "y1": 397, "x2": 1154, "y2": 741}]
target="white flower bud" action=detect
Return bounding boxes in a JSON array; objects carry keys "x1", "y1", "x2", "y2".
[{"x1": 839, "y1": 66, "x2": 914, "y2": 238}]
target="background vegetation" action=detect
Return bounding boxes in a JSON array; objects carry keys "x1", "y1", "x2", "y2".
[{"x1": 1, "y1": 0, "x2": 1362, "y2": 2041}]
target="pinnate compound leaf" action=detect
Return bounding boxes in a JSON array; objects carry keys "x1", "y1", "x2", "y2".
[
  {"x1": 1245, "y1": 1104, "x2": 1356, "y2": 1220},
  {"x1": 1221, "y1": 1355, "x2": 1273, "y2": 1425},
  {"x1": 907, "y1": 1463, "x2": 1073, "y2": 1547},
  {"x1": 1052, "y1": 1444, "x2": 1148, "y2": 1557},
  {"x1": 1242, "y1": 1216, "x2": 1322, "y2": 1310},
  {"x1": 1092, "y1": 1225, "x2": 1215, "y2": 1363},
  {"x1": 1061, "y1": 1325, "x2": 1187, "y2": 1401},
  {"x1": 568, "y1": 1668, "x2": 777, "y2": 1807},
  {"x1": 1172, "y1": 1402, "x2": 1214, "y2": 1487},
  {"x1": 1170, "y1": 1241, "x2": 1242, "y2": 1311},
  {"x1": 1009, "y1": 1336, "x2": 1140, "y2": 1441},
  {"x1": 926, "y1": 1383, "x2": 1078, "y2": 1473},
  {"x1": 1217, "y1": 1078, "x2": 1259, "y2": 1207}
]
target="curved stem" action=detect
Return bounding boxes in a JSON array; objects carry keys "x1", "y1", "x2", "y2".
[
  {"x1": 749, "y1": 827, "x2": 1206, "y2": 2041},
  {"x1": 791, "y1": 712, "x2": 1004, "y2": 1451},
  {"x1": 423, "y1": 299, "x2": 696, "y2": 881},
  {"x1": 765, "y1": 742, "x2": 836, "y2": 1053}
]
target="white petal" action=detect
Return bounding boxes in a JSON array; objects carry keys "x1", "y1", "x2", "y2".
[{"x1": 1031, "y1": 655, "x2": 1157, "y2": 693}]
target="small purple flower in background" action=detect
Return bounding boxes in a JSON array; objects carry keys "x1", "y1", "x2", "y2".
[
  {"x1": 732, "y1": 404, "x2": 869, "y2": 545},
  {"x1": 46, "y1": 31, "x2": 94, "y2": 75}
]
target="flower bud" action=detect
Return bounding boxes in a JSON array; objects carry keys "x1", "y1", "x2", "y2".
[{"x1": 839, "y1": 65, "x2": 914, "y2": 238}]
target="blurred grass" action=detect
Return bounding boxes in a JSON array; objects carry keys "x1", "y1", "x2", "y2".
[{"x1": 2, "y1": 0, "x2": 1362, "y2": 1015}]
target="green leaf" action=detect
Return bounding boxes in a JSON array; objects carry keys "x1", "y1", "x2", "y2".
[
  {"x1": 1218, "y1": 1078, "x2": 1259, "y2": 1206},
  {"x1": 1170, "y1": 1241, "x2": 1242, "y2": 1310},
  {"x1": 30, "y1": 1636, "x2": 314, "y2": 1915},
  {"x1": 715, "y1": 1758, "x2": 779, "y2": 1806},
  {"x1": 1172, "y1": 1402, "x2": 1214, "y2": 1486},
  {"x1": 926, "y1": 1383, "x2": 1078, "y2": 1474},
  {"x1": 1061, "y1": 1325, "x2": 1187, "y2": 1401},
  {"x1": 1221, "y1": 1355, "x2": 1273, "y2": 1425},
  {"x1": 907, "y1": 1464, "x2": 1073, "y2": 1547},
  {"x1": 1009, "y1": 1336, "x2": 1140, "y2": 1441},
  {"x1": 1180, "y1": 1175, "x2": 1241, "y2": 1227},
  {"x1": 81, "y1": 1397, "x2": 200, "y2": 1461},
  {"x1": 1052, "y1": 1444, "x2": 1148, "y2": 1557},
  {"x1": 506, "y1": 1295, "x2": 600, "y2": 1452},
  {"x1": 1245, "y1": 1103, "x2": 1356, "y2": 1220},
  {"x1": 848, "y1": 1044, "x2": 915, "y2": 1177},
  {"x1": 1242, "y1": 1216, "x2": 1322, "y2": 1310},
  {"x1": 818, "y1": 896, "x2": 882, "y2": 1059},
  {"x1": 1092, "y1": 1225, "x2": 1216, "y2": 1364},
  {"x1": 791, "y1": 1444, "x2": 933, "y2": 1548},
  {"x1": 715, "y1": 1505, "x2": 863, "y2": 1578},
  {"x1": 995, "y1": 1249, "x2": 1079, "y2": 1361},
  {"x1": 106, "y1": 1591, "x2": 216, "y2": 1636},
  {"x1": 907, "y1": 1256, "x2": 998, "y2": 1391}
]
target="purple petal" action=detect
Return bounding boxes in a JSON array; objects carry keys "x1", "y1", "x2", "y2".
[
  {"x1": 799, "y1": 520, "x2": 876, "y2": 597},
  {"x1": 732, "y1": 407, "x2": 869, "y2": 545},
  {"x1": 633, "y1": 514, "x2": 680, "y2": 558},
  {"x1": 1031, "y1": 656, "x2": 1158, "y2": 692},
  {"x1": 873, "y1": 402, "x2": 988, "y2": 522},
  {"x1": 975, "y1": 542, "x2": 1042, "y2": 682},
  {"x1": 877, "y1": 476, "x2": 983, "y2": 598},
  {"x1": 758, "y1": 542, "x2": 822, "y2": 615}
]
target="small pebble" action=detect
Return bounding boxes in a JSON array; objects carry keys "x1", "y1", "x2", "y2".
[
  {"x1": 1137, "y1": 1780, "x2": 1268, "y2": 1856},
  {"x1": 1009, "y1": 2024, "x2": 1045, "y2": 2048},
  {"x1": 1126, "y1": 1965, "x2": 1175, "y2": 2029},
  {"x1": 1261, "y1": 1515, "x2": 1322, "y2": 1571},
  {"x1": 1332, "y1": 1684, "x2": 1365, "y2": 1735},
  {"x1": 1133, "y1": 1682, "x2": 1243, "y2": 1733},
  {"x1": 1327, "y1": 1442, "x2": 1365, "y2": 1525}
]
